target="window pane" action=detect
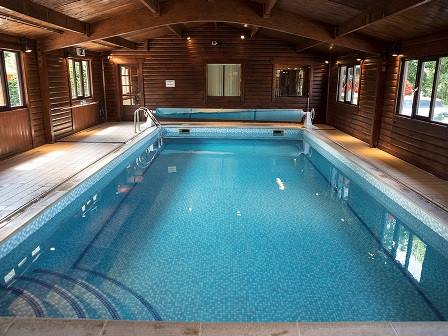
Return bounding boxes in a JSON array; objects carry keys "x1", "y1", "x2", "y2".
[
  {"x1": 417, "y1": 61, "x2": 436, "y2": 117},
  {"x1": 395, "y1": 225, "x2": 410, "y2": 266},
  {"x1": 432, "y1": 57, "x2": 448, "y2": 124},
  {"x1": 352, "y1": 65, "x2": 361, "y2": 105},
  {"x1": 382, "y1": 213, "x2": 396, "y2": 252},
  {"x1": 337, "y1": 66, "x2": 347, "y2": 102},
  {"x1": 275, "y1": 67, "x2": 306, "y2": 97},
  {"x1": 82, "y1": 61, "x2": 90, "y2": 97},
  {"x1": 224, "y1": 64, "x2": 241, "y2": 96},
  {"x1": 74, "y1": 61, "x2": 82, "y2": 97},
  {"x1": 4, "y1": 51, "x2": 23, "y2": 107},
  {"x1": 345, "y1": 66, "x2": 354, "y2": 103},
  {"x1": 399, "y1": 60, "x2": 418, "y2": 116},
  {"x1": 68, "y1": 59, "x2": 77, "y2": 99},
  {"x1": 408, "y1": 236, "x2": 426, "y2": 282},
  {"x1": 207, "y1": 64, "x2": 224, "y2": 96}
]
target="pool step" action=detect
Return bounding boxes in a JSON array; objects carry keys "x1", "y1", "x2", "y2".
[{"x1": 0, "y1": 268, "x2": 161, "y2": 320}]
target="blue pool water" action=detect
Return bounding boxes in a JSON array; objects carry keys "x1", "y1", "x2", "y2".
[{"x1": 0, "y1": 134, "x2": 447, "y2": 322}]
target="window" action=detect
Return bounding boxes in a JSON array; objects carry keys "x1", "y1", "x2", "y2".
[
  {"x1": 0, "y1": 50, "x2": 25, "y2": 110},
  {"x1": 397, "y1": 57, "x2": 448, "y2": 125},
  {"x1": 68, "y1": 58, "x2": 91, "y2": 99},
  {"x1": 275, "y1": 66, "x2": 309, "y2": 97},
  {"x1": 119, "y1": 65, "x2": 140, "y2": 106},
  {"x1": 207, "y1": 64, "x2": 241, "y2": 97},
  {"x1": 337, "y1": 64, "x2": 361, "y2": 105}
]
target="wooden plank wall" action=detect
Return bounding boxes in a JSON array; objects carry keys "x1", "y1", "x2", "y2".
[
  {"x1": 45, "y1": 49, "x2": 104, "y2": 141},
  {"x1": 327, "y1": 57, "x2": 380, "y2": 144},
  {"x1": 327, "y1": 49, "x2": 447, "y2": 179},
  {"x1": 378, "y1": 56, "x2": 448, "y2": 180},
  {"x1": 105, "y1": 25, "x2": 328, "y2": 122}
]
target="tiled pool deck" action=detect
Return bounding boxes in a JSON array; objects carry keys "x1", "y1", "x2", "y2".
[
  {"x1": 0, "y1": 318, "x2": 447, "y2": 336},
  {"x1": 0, "y1": 121, "x2": 448, "y2": 334}
]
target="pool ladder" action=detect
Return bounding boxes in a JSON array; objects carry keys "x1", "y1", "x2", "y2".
[{"x1": 134, "y1": 107, "x2": 161, "y2": 133}]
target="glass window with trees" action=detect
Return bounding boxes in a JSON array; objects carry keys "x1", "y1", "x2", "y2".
[
  {"x1": 398, "y1": 57, "x2": 448, "y2": 125},
  {"x1": 0, "y1": 50, "x2": 25, "y2": 110},
  {"x1": 207, "y1": 64, "x2": 241, "y2": 97},
  {"x1": 275, "y1": 66, "x2": 309, "y2": 97},
  {"x1": 337, "y1": 64, "x2": 361, "y2": 105},
  {"x1": 68, "y1": 58, "x2": 91, "y2": 100}
]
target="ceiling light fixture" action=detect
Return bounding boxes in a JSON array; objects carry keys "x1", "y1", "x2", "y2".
[{"x1": 240, "y1": 35, "x2": 246, "y2": 40}]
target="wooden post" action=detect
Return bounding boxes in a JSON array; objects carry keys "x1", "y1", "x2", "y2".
[
  {"x1": 370, "y1": 56, "x2": 387, "y2": 147},
  {"x1": 36, "y1": 44, "x2": 54, "y2": 143}
]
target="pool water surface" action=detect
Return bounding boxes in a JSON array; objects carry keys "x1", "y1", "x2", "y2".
[{"x1": 0, "y1": 137, "x2": 447, "y2": 322}]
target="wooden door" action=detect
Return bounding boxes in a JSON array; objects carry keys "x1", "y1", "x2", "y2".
[{"x1": 119, "y1": 64, "x2": 143, "y2": 121}]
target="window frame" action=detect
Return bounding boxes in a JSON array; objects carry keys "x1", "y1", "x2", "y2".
[
  {"x1": 0, "y1": 49, "x2": 26, "y2": 112},
  {"x1": 67, "y1": 57, "x2": 92, "y2": 101},
  {"x1": 206, "y1": 63, "x2": 243, "y2": 99},
  {"x1": 118, "y1": 63, "x2": 142, "y2": 107},
  {"x1": 336, "y1": 63, "x2": 361, "y2": 106},
  {"x1": 396, "y1": 56, "x2": 448, "y2": 126},
  {"x1": 274, "y1": 65, "x2": 310, "y2": 98}
]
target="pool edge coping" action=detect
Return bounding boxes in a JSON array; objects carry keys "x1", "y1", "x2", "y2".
[
  {"x1": 0, "y1": 126, "x2": 160, "y2": 253},
  {"x1": 1, "y1": 317, "x2": 448, "y2": 335}
]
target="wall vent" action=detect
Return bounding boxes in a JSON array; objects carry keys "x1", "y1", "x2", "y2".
[
  {"x1": 179, "y1": 128, "x2": 190, "y2": 134},
  {"x1": 273, "y1": 129, "x2": 284, "y2": 136}
]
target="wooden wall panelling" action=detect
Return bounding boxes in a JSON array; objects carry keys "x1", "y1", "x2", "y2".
[
  {"x1": 0, "y1": 109, "x2": 33, "y2": 159},
  {"x1": 378, "y1": 56, "x2": 448, "y2": 179},
  {"x1": 327, "y1": 57, "x2": 380, "y2": 143},
  {"x1": 105, "y1": 26, "x2": 329, "y2": 122},
  {"x1": 0, "y1": 35, "x2": 46, "y2": 158},
  {"x1": 370, "y1": 57, "x2": 386, "y2": 147},
  {"x1": 23, "y1": 50, "x2": 46, "y2": 147},
  {"x1": 46, "y1": 50, "x2": 74, "y2": 140},
  {"x1": 72, "y1": 103, "x2": 99, "y2": 133}
]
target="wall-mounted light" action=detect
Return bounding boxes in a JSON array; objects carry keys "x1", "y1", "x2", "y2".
[
  {"x1": 391, "y1": 43, "x2": 400, "y2": 57},
  {"x1": 186, "y1": 36, "x2": 191, "y2": 41},
  {"x1": 240, "y1": 35, "x2": 246, "y2": 40},
  {"x1": 356, "y1": 58, "x2": 362, "y2": 61},
  {"x1": 21, "y1": 38, "x2": 33, "y2": 53},
  {"x1": 324, "y1": 60, "x2": 329, "y2": 64},
  {"x1": 243, "y1": 24, "x2": 248, "y2": 28}
]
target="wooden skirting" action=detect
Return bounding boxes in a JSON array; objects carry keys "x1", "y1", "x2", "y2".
[{"x1": 0, "y1": 109, "x2": 33, "y2": 159}]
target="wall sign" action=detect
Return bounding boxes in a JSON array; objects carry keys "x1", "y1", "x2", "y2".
[{"x1": 165, "y1": 80, "x2": 176, "y2": 88}]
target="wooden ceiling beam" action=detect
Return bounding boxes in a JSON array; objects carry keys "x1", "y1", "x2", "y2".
[
  {"x1": 167, "y1": 24, "x2": 183, "y2": 38},
  {"x1": 102, "y1": 36, "x2": 137, "y2": 49},
  {"x1": 139, "y1": 0, "x2": 160, "y2": 16},
  {"x1": 0, "y1": 0, "x2": 89, "y2": 34},
  {"x1": 40, "y1": 0, "x2": 384, "y2": 54},
  {"x1": 296, "y1": 41, "x2": 324, "y2": 53},
  {"x1": 336, "y1": 0, "x2": 433, "y2": 37},
  {"x1": 263, "y1": 0, "x2": 279, "y2": 18}
]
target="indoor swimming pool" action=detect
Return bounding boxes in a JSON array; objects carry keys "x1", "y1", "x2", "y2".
[{"x1": 0, "y1": 128, "x2": 447, "y2": 322}]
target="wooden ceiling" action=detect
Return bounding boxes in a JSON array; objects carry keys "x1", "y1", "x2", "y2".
[{"x1": 0, "y1": 0, "x2": 447, "y2": 55}]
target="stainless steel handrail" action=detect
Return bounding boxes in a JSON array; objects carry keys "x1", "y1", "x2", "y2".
[{"x1": 134, "y1": 107, "x2": 161, "y2": 133}]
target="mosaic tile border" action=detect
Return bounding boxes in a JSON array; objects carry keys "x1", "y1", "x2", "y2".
[
  {"x1": 0, "y1": 128, "x2": 162, "y2": 259},
  {"x1": 163, "y1": 127, "x2": 303, "y2": 139},
  {"x1": 303, "y1": 130, "x2": 448, "y2": 244}
]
